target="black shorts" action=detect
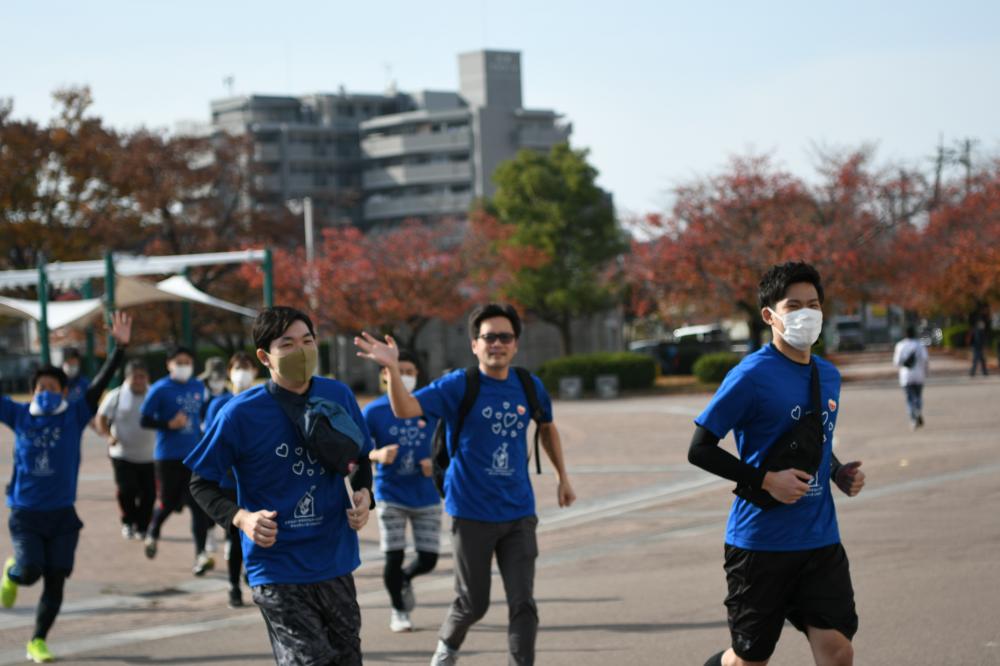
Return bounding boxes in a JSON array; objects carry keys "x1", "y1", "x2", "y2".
[{"x1": 724, "y1": 542, "x2": 858, "y2": 662}]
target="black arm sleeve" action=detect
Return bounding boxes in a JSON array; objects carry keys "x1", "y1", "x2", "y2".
[
  {"x1": 349, "y1": 458, "x2": 375, "y2": 510},
  {"x1": 190, "y1": 473, "x2": 240, "y2": 529},
  {"x1": 140, "y1": 415, "x2": 171, "y2": 430},
  {"x1": 687, "y1": 425, "x2": 767, "y2": 489},
  {"x1": 85, "y1": 346, "x2": 127, "y2": 413}
]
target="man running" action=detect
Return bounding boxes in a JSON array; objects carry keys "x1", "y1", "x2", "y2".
[
  {"x1": 187, "y1": 306, "x2": 373, "y2": 664},
  {"x1": 60, "y1": 348, "x2": 90, "y2": 404},
  {"x1": 1, "y1": 312, "x2": 132, "y2": 663},
  {"x1": 689, "y1": 262, "x2": 866, "y2": 666},
  {"x1": 140, "y1": 347, "x2": 214, "y2": 575},
  {"x1": 96, "y1": 359, "x2": 156, "y2": 540},
  {"x1": 364, "y1": 350, "x2": 441, "y2": 633},
  {"x1": 355, "y1": 303, "x2": 576, "y2": 666},
  {"x1": 202, "y1": 351, "x2": 258, "y2": 608}
]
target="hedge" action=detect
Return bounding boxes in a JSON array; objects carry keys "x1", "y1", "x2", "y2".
[
  {"x1": 943, "y1": 324, "x2": 969, "y2": 349},
  {"x1": 692, "y1": 352, "x2": 742, "y2": 384},
  {"x1": 537, "y1": 352, "x2": 656, "y2": 392}
]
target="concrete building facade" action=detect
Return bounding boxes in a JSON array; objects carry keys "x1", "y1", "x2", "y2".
[{"x1": 209, "y1": 50, "x2": 571, "y2": 227}]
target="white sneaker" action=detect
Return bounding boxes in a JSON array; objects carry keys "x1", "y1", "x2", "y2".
[
  {"x1": 389, "y1": 609, "x2": 413, "y2": 633},
  {"x1": 430, "y1": 640, "x2": 458, "y2": 665},
  {"x1": 192, "y1": 551, "x2": 215, "y2": 577},
  {"x1": 121, "y1": 525, "x2": 134, "y2": 540}
]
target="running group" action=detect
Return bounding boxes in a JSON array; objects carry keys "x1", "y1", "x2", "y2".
[{"x1": 2, "y1": 262, "x2": 866, "y2": 666}]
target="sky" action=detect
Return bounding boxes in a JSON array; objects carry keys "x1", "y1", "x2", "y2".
[{"x1": 4, "y1": 0, "x2": 999, "y2": 217}]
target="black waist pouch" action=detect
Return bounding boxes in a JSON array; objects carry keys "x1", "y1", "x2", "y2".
[{"x1": 734, "y1": 362, "x2": 823, "y2": 510}]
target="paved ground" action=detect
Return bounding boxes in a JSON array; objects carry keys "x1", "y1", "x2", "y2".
[{"x1": 1, "y1": 354, "x2": 999, "y2": 665}]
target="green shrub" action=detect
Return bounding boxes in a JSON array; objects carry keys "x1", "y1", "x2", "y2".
[
  {"x1": 943, "y1": 324, "x2": 969, "y2": 349},
  {"x1": 537, "y1": 352, "x2": 656, "y2": 392},
  {"x1": 692, "y1": 352, "x2": 742, "y2": 384}
]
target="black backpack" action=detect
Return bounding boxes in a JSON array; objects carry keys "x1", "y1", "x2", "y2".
[
  {"x1": 431, "y1": 366, "x2": 545, "y2": 498},
  {"x1": 733, "y1": 362, "x2": 824, "y2": 510}
]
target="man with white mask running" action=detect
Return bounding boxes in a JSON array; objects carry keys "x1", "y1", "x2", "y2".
[{"x1": 688, "y1": 262, "x2": 867, "y2": 666}]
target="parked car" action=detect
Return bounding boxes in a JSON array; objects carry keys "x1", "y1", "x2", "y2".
[{"x1": 831, "y1": 317, "x2": 865, "y2": 351}]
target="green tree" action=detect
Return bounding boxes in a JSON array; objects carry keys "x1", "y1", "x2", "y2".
[{"x1": 489, "y1": 143, "x2": 627, "y2": 354}]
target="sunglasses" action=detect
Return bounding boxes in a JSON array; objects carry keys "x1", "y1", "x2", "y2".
[{"x1": 478, "y1": 333, "x2": 516, "y2": 344}]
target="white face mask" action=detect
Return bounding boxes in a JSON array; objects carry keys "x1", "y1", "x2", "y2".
[
  {"x1": 170, "y1": 364, "x2": 193, "y2": 383},
  {"x1": 400, "y1": 374, "x2": 418, "y2": 393},
  {"x1": 209, "y1": 378, "x2": 227, "y2": 394},
  {"x1": 230, "y1": 369, "x2": 256, "y2": 392},
  {"x1": 62, "y1": 364, "x2": 80, "y2": 379},
  {"x1": 768, "y1": 307, "x2": 823, "y2": 351}
]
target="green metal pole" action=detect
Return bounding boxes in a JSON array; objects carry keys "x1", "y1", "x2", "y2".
[
  {"x1": 263, "y1": 247, "x2": 274, "y2": 308},
  {"x1": 181, "y1": 267, "x2": 193, "y2": 349},
  {"x1": 104, "y1": 251, "x2": 116, "y2": 356},
  {"x1": 37, "y1": 256, "x2": 51, "y2": 365},
  {"x1": 82, "y1": 279, "x2": 96, "y2": 377}
]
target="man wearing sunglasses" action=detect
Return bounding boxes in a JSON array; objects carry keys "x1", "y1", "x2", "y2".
[{"x1": 356, "y1": 303, "x2": 576, "y2": 666}]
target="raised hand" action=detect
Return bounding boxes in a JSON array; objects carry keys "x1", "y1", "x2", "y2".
[
  {"x1": 353, "y1": 332, "x2": 399, "y2": 368},
  {"x1": 109, "y1": 311, "x2": 132, "y2": 346}
]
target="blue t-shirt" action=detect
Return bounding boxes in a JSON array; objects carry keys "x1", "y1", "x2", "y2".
[
  {"x1": 363, "y1": 394, "x2": 440, "y2": 509},
  {"x1": 184, "y1": 378, "x2": 373, "y2": 586},
  {"x1": 415, "y1": 368, "x2": 553, "y2": 523},
  {"x1": 141, "y1": 377, "x2": 205, "y2": 461},
  {"x1": 204, "y1": 391, "x2": 233, "y2": 431},
  {"x1": 2, "y1": 397, "x2": 93, "y2": 511},
  {"x1": 695, "y1": 344, "x2": 842, "y2": 552},
  {"x1": 66, "y1": 375, "x2": 91, "y2": 404},
  {"x1": 203, "y1": 391, "x2": 236, "y2": 490}
]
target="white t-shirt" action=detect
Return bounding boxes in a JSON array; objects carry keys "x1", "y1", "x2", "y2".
[
  {"x1": 98, "y1": 386, "x2": 156, "y2": 463},
  {"x1": 893, "y1": 338, "x2": 929, "y2": 387}
]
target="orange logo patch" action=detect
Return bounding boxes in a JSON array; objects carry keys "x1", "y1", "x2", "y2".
[
  {"x1": 418, "y1": 420, "x2": 427, "y2": 429},
  {"x1": 828, "y1": 399, "x2": 837, "y2": 412},
  {"x1": 517, "y1": 405, "x2": 526, "y2": 415}
]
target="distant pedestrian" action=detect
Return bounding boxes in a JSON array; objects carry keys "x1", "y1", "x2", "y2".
[
  {"x1": 969, "y1": 316, "x2": 989, "y2": 377},
  {"x1": 893, "y1": 326, "x2": 929, "y2": 430},
  {"x1": 96, "y1": 359, "x2": 157, "y2": 539}
]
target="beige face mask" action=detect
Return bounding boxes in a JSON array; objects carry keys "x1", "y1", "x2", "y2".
[{"x1": 267, "y1": 346, "x2": 319, "y2": 384}]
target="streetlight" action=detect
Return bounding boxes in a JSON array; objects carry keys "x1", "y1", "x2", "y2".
[{"x1": 286, "y1": 197, "x2": 317, "y2": 308}]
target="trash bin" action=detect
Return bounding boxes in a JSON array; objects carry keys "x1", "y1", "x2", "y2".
[
  {"x1": 595, "y1": 374, "x2": 619, "y2": 399},
  {"x1": 559, "y1": 376, "x2": 583, "y2": 400}
]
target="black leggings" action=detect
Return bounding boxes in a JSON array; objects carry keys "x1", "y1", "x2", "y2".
[
  {"x1": 9, "y1": 566, "x2": 67, "y2": 641},
  {"x1": 111, "y1": 458, "x2": 155, "y2": 533},
  {"x1": 148, "y1": 460, "x2": 212, "y2": 554},
  {"x1": 383, "y1": 550, "x2": 439, "y2": 611}
]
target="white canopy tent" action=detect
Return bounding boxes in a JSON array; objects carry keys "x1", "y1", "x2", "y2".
[{"x1": 0, "y1": 275, "x2": 257, "y2": 330}]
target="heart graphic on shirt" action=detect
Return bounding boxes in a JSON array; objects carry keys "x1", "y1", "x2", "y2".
[
  {"x1": 492, "y1": 422, "x2": 503, "y2": 435},
  {"x1": 406, "y1": 427, "x2": 419, "y2": 440},
  {"x1": 307, "y1": 468, "x2": 314, "y2": 476},
  {"x1": 481, "y1": 407, "x2": 493, "y2": 419},
  {"x1": 823, "y1": 434, "x2": 828, "y2": 443},
  {"x1": 503, "y1": 413, "x2": 518, "y2": 429},
  {"x1": 503, "y1": 401, "x2": 511, "y2": 410},
  {"x1": 306, "y1": 451, "x2": 318, "y2": 465},
  {"x1": 828, "y1": 422, "x2": 834, "y2": 432},
  {"x1": 518, "y1": 422, "x2": 525, "y2": 429},
  {"x1": 292, "y1": 461, "x2": 305, "y2": 475},
  {"x1": 275, "y1": 443, "x2": 289, "y2": 458},
  {"x1": 495, "y1": 412, "x2": 502, "y2": 420},
  {"x1": 822, "y1": 412, "x2": 829, "y2": 425},
  {"x1": 389, "y1": 426, "x2": 399, "y2": 436},
  {"x1": 790, "y1": 406, "x2": 802, "y2": 421},
  {"x1": 295, "y1": 447, "x2": 303, "y2": 456}
]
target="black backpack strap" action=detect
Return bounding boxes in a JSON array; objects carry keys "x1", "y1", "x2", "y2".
[
  {"x1": 809, "y1": 362, "x2": 821, "y2": 414},
  {"x1": 450, "y1": 366, "x2": 481, "y2": 458},
  {"x1": 514, "y1": 367, "x2": 544, "y2": 474}
]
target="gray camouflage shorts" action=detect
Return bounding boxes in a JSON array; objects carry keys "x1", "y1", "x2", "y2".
[{"x1": 252, "y1": 574, "x2": 361, "y2": 666}]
